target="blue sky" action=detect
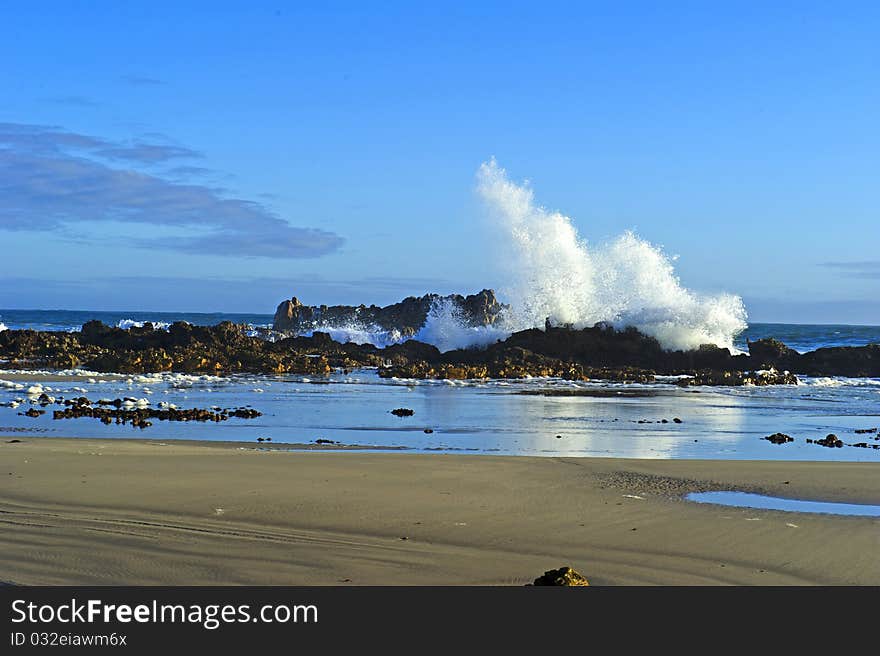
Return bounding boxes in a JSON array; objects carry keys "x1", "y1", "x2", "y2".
[{"x1": 0, "y1": 1, "x2": 877, "y2": 323}]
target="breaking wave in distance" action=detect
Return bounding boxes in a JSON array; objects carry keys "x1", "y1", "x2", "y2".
[
  {"x1": 297, "y1": 324, "x2": 406, "y2": 349},
  {"x1": 116, "y1": 319, "x2": 172, "y2": 331},
  {"x1": 476, "y1": 158, "x2": 747, "y2": 351}
]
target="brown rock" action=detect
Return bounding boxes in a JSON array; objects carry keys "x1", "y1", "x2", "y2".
[{"x1": 531, "y1": 566, "x2": 590, "y2": 586}]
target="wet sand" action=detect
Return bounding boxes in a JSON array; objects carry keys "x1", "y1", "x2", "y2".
[{"x1": 0, "y1": 436, "x2": 877, "y2": 585}]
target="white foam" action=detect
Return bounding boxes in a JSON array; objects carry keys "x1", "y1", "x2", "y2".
[
  {"x1": 0, "y1": 368, "x2": 106, "y2": 377},
  {"x1": 0, "y1": 379, "x2": 25, "y2": 390},
  {"x1": 475, "y1": 159, "x2": 748, "y2": 351},
  {"x1": 121, "y1": 398, "x2": 150, "y2": 409},
  {"x1": 0, "y1": 322, "x2": 7, "y2": 332},
  {"x1": 116, "y1": 319, "x2": 172, "y2": 331},
  {"x1": 803, "y1": 376, "x2": 880, "y2": 388},
  {"x1": 128, "y1": 372, "x2": 229, "y2": 388}
]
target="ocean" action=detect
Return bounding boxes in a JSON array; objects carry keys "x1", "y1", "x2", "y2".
[{"x1": 1, "y1": 309, "x2": 879, "y2": 462}]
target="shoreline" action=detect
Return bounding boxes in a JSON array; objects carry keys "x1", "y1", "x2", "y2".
[{"x1": 2, "y1": 436, "x2": 878, "y2": 585}]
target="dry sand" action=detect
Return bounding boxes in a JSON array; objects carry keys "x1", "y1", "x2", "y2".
[{"x1": 1, "y1": 437, "x2": 878, "y2": 585}]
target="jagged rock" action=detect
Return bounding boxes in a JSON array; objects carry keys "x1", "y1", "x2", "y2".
[
  {"x1": 748, "y1": 338, "x2": 800, "y2": 367},
  {"x1": 749, "y1": 369, "x2": 799, "y2": 385},
  {"x1": 272, "y1": 289, "x2": 506, "y2": 334},
  {"x1": 799, "y1": 344, "x2": 880, "y2": 377},
  {"x1": 80, "y1": 319, "x2": 114, "y2": 342},
  {"x1": 382, "y1": 340, "x2": 443, "y2": 364},
  {"x1": 677, "y1": 369, "x2": 798, "y2": 387},
  {"x1": 748, "y1": 338, "x2": 880, "y2": 377},
  {"x1": 531, "y1": 566, "x2": 590, "y2": 586},
  {"x1": 273, "y1": 296, "x2": 305, "y2": 331}
]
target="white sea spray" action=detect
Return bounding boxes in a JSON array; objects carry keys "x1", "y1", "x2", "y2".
[{"x1": 475, "y1": 158, "x2": 747, "y2": 352}]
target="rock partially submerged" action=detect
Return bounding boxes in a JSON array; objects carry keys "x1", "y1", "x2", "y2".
[
  {"x1": 46, "y1": 396, "x2": 262, "y2": 429},
  {"x1": 748, "y1": 338, "x2": 880, "y2": 378},
  {"x1": 810, "y1": 434, "x2": 844, "y2": 448},
  {"x1": 763, "y1": 432, "x2": 794, "y2": 445},
  {"x1": 677, "y1": 368, "x2": 798, "y2": 387}
]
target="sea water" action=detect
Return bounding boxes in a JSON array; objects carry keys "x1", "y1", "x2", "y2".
[{"x1": 1, "y1": 363, "x2": 878, "y2": 461}]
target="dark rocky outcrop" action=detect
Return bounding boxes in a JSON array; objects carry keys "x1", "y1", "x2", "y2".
[
  {"x1": 746, "y1": 338, "x2": 880, "y2": 378},
  {"x1": 0, "y1": 321, "x2": 339, "y2": 375},
  {"x1": 272, "y1": 289, "x2": 505, "y2": 335},
  {"x1": 763, "y1": 432, "x2": 794, "y2": 444},
  {"x1": 747, "y1": 338, "x2": 801, "y2": 367},
  {"x1": 809, "y1": 434, "x2": 844, "y2": 448},
  {"x1": 48, "y1": 396, "x2": 261, "y2": 429},
  {"x1": 1, "y1": 316, "x2": 877, "y2": 384},
  {"x1": 676, "y1": 368, "x2": 798, "y2": 387}
]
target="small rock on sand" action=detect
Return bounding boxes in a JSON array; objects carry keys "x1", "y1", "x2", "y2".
[{"x1": 531, "y1": 566, "x2": 589, "y2": 586}]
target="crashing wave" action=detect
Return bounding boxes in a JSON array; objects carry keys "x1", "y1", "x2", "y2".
[
  {"x1": 285, "y1": 160, "x2": 748, "y2": 353},
  {"x1": 414, "y1": 299, "x2": 509, "y2": 352},
  {"x1": 476, "y1": 159, "x2": 747, "y2": 351}
]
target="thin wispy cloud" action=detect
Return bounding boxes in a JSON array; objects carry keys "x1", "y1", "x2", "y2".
[
  {"x1": 122, "y1": 75, "x2": 165, "y2": 86},
  {"x1": 0, "y1": 122, "x2": 344, "y2": 259},
  {"x1": 96, "y1": 142, "x2": 202, "y2": 163},
  {"x1": 42, "y1": 95, "x2": 100, "y2": 107},
  {"x1": 819, "y1": 261, "x2": 880, "y2": 279},
  {"x1": 165, "y1": 165, "x2": 220, "y2": 180}
]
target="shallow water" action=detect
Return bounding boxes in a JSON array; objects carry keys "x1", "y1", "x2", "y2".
[
  {"x1": 687, "y1": 491, "x2": 880, "y2": 516},
  {"x1": 1, "y1": 369, "x2": 879, "y2": 461}
]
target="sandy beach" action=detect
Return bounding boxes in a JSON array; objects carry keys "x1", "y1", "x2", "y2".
[{"x1": 1, "y1": 436, "x2": 877, "y2": 586}]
